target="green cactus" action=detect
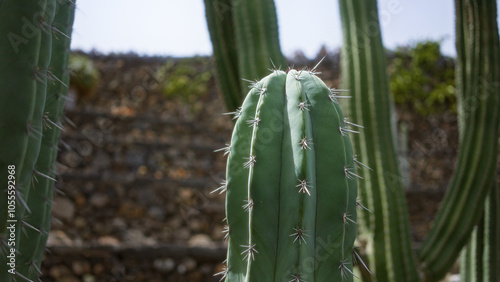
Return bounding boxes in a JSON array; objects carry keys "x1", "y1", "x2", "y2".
[
  {"x1": 0, "y1": 0, "x2": 76, "y2": 280},
  {"x1": 338, "y1": 0, "x2": 420, "y2": 281},
  {"x1": 218, "y1": 67, "x2": 366, "y2": 281},
  {"x1": 203, "y1": 0, "x2": 287, "y2": 112},
  {"x1": 457, "y1": 0, "x2": 500, "y2": 280},
  {"x1": 0, "y1": 2, "x2": 49, "y2": 278},
  {"x1": 339, "y1": 0, "x2": 499, "y2": 280},
  {"x1": 15, "y1": 1, "x2": 76, "y2": 280},
  {"x1": 460, "y1": 185, "x2": 500, "y2": 282}
]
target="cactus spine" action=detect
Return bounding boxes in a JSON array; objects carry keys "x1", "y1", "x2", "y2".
[
  {"x1": 221, "y1": 67, "x2": 362, "y2": 281},
  {"x1": 0, "y1": 1, "x2": 76, "y2": 280},
  {"x1": 204, "y1": 0, "x2": 287, "y2": 112}
]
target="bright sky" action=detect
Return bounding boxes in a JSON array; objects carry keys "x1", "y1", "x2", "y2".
[{"x1": 70, "y1": 0, "x2": 500, "y2": 58}]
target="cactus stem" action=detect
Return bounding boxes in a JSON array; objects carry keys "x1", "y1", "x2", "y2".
[
  {"x1": 222, "y1": 107, "x2": 242, "y2": 119},
  {"x1": 242, "y1": 198, "x2": 254, "y2": 212},
  {"x1": 343, "y1": 212, "x2": 357, "y2": 225},
  {"x1": 296, "y1": 179, "x2": 312, "y2": 196},
  {"x1": 246, "y1": 116, "x2": 261, "y2": 127},
  {"x1": 211, "y1": 180, "x2": 227, "y2": 195},
  {"x1": 298, "y1": 101, "x2": 311, "y2": 111},
  {"x1": 345, "y1": 167, "x2": 363, "y2": 180},
  {"x1": 299, "y1": 137, "x2": 313, "y2": 150},
  {"x1": 243, "y1": 155, "x2": 256, "y2": 168},
  {"x1": 240, "y1": 244, "x2": 258, "y2": 261},
  {"x1": 290, "y1": 227, "x2": 309, "y2": 244},
  {"x1": 339, "y1": 260, "x2": 357, "y2": 280}
]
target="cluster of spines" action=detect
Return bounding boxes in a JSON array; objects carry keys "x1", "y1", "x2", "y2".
[{"x1": 214, "y1": 65, "x2": 372, "y2": 281}]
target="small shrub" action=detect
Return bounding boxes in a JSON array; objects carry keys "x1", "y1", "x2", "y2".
[
  {"x1": 388, "y1": 41, "x2": 456, "y2": 116},
  {"x1": 69, "y1": 53, "x2": 100, "y2": 99},
  {"x1": 156, "y1": 57, "x2": 213, "y2": 103}
]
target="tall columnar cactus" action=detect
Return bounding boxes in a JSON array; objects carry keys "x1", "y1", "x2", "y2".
[
  {"x1": 339, "y1": 0, "x2": 500, "y2": 281},
  {"x1": 456, "y1": 0, "x2": 500, "y2": 281},
  {"x1": 0, "y1": 3, "x2": 49, "y2": 278},
  {"x1": 0, "y1": 0, "x2": 76, "y2": 281},
  {"x1": 338, "y1": 1, "x2": 420, "y2": 281},
  {"x1": 218, "y1": 67, "x2": 366, "y2": 281},
  {"x1": 204, "y1": 0, "x2": 287, "y2": 112},
  {"x1": 418, "y1": 0, "x2": 500, "y2": 279},
  {"x1": 16, "y1": 1, "x2": 76, "y2": 280}
]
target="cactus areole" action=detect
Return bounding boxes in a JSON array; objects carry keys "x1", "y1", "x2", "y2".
[{"x1": 218, "y1": 68, "x2": 365, "y2": 281}]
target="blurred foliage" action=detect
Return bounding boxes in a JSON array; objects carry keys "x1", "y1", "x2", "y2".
[
  {"x1": 388, "y1": 41, "x2": 456, "y2": 116},
  {"x1": 69, "y1": 52, "x2": 100, "y2": 99},
  {"x1": 156, "y1": 57, "x2": 213, "y2": 103}
]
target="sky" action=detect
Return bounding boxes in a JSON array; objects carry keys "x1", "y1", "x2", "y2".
[{"x1": 70, "y1": 0, "x2": 500, "y2": 58}]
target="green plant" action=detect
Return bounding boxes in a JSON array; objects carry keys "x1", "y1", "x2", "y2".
[
  {"x1": 68, "y1": 52, "x2": 99, "y2": 99},
  {"x1": 339, "y1": 1, "x2": 420, "y2": 280},
  {"x1": 204, "y1": 0, "x2": 287, "y2": 112},
  {"x1": 0, "y1": 1, "x2": 76, "y2": 281},
  {"x1": 388, "y1": 41, "x2": 456, "y2": 116},
  {"x1": 156, "y1": 57, "x2": 213, "y2": 102},
  {"x1": 339, "y1": 0, "x2": 499, "y2": 281},
  {"x1": 217, "y1": 67, "x2": 368, "y2": 281}
]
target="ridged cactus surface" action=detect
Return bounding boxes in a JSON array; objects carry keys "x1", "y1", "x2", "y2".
[
  {"x1": 0, "y1": 0, "x2": 76, "y2": 280},
  {"x1": 220, "y1": 68, "x2": 362, "y2": 281},
  {"x1": 203, "y1": 0, "x2": 286, "y2": 112}
]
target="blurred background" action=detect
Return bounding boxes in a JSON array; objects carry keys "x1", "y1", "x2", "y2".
[{"x1": 41, "y1": 1, "x2": 499, "y2": 281}]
